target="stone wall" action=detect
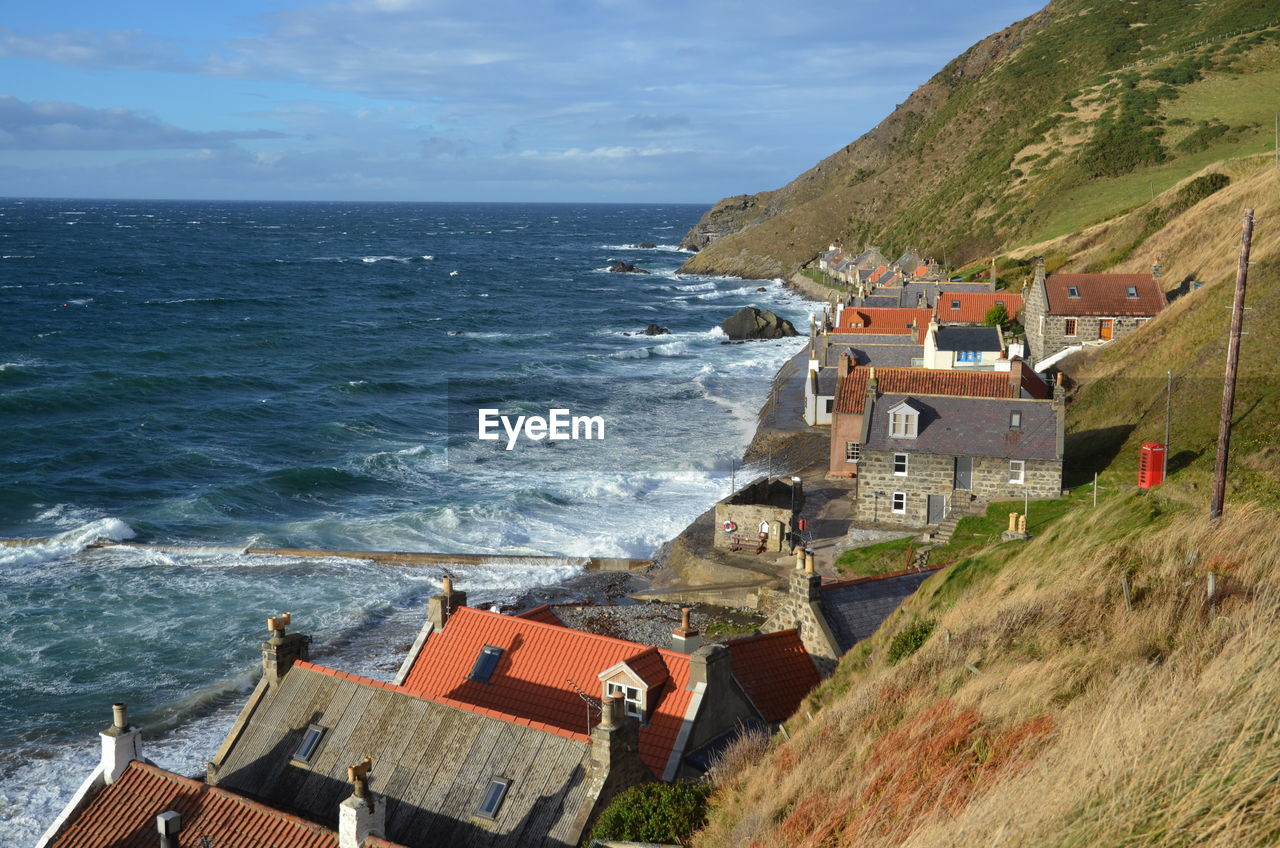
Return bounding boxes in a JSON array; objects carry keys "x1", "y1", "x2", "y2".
[
  {"x1": 855, "y1": 449, "x2": 1062, "y2": 527},
  {"x1": 712, "y1": 503, "x2": 792, "y2": 551},
  {"x1": 762, "y1": 569, "x2": 841, "y2": 676}
]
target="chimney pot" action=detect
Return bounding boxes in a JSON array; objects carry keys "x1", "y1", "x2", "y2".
[
  {"x1": 112, "y1": 702, "x2": 128, "y2": 731},
  {"x1": 600, "y1": 695, "x2": 618, "y2": 730},
  {"x1": 804, "y1": 549, "x2": 815, "y2": 575},
  {"x1": 442, "y1": 576, "x2": 453, "y2": 595},
  {"x1": 680, "y1": 608, "x2": 691, "y2": 632},
  {"x1": 157, "y1": 810, "x2": 181, "y2": 848}
]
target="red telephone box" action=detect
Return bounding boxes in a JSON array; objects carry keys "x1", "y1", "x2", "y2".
[{"x1": 1138, "y1": 442, "x2": 1167, "y2": 488}]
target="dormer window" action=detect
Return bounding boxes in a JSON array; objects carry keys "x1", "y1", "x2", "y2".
[
  {"x1": 606, "y1": 681, "x2": 643, "y2": 718},
  {"x1": 888, "y1": 401, "x2": 919, "y2": 439},
  {"x1": 1067, "y1": 286, "x2": 1080, "y2": 298},
  {"x1": 1126, "y1": 285, "x2": 1138, "y2": 298}
]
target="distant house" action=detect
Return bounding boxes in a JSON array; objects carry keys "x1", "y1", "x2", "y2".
[
  {"x1": 827, "y1": 363, "x2": 1048, "y2": 478},
  {"x1": 935, "y1": 292, "x2": 1023, "y2": 324},
  {"x1": 764, "y1": 562, "x2": 943, "y2": 674},
  {"x1": 853, "y1": 387, "x2": 1064, "y2": 527},
  {"x1": 923, "y1": 323, "x2": 1005, "y2": 369},
  {"x1": 1023, "y1": 258, "x2": 1164, "y2": 366}
]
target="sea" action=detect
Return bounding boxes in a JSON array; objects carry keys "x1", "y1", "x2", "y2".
[{"x1": 0, "y1": 199, "x2": 814, "y2": 842}]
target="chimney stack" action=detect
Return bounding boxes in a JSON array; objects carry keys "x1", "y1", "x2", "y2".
[
  {"x1": 101, "y1": 702, "x2": 142, "y2": 785},
  {"x1": 339, "y1": 757, "x2": 385, "y2": 848},
  {"x1": 262, "y1": 612, "x2": 309, "y2": 685},
  {"x1": 428, "y1": 577, "x2": 468, "y2": 632},
  {"x1": 1152, "y1": 260, "x2": 1162, "y2": 281},
  {"x1": 837, "y1": 351, "x2": 851, "y2": 375},
  {"x1": 1034, "y1": 257, "x2": 1046, "y2": 287},
  {"x1": 156, "y1": 811, "x2": 181, "y2": 848},
  {"x1": 671, "y1": 607, "x2": 701, "y2": 654},
  {"x1": 1008, "y1": 356, "x2": 1023, "y2": 396}
]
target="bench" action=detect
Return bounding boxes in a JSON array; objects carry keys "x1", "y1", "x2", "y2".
[{"x1": 729, "y1": 535, "x2": 767, "y2": 554}]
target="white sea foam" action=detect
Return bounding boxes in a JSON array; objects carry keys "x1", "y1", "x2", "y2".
[
  {"x1": 598, "y1": 243, "x2": 693, "y2": 253},
  {"x1": 0, "y1": 518, "x2": 135, "y2": 569}
]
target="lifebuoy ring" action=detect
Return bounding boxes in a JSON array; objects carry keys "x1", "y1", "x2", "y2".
[{"x1": 722, "y1": 521, "x2": 737, "y2": 533}]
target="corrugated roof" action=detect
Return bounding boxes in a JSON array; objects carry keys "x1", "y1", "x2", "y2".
[
  {"x1": 725, "y1": 630, "x2": 820, "y2": 722},
  {"x1": 936, "y1": 292, "x2": 1023, "y2": 323},
  {"x1": 399, "y1": 606, "x2": 694, "y2": 778},
  {"x1": 836, "y1": 307, "x2": 933, "y2": 340},
  {"x1": 820, "y1": 568, "x2": 943, "y2": 653},
  {"x1": 1044, "y1": 273, "x2": 1164, "y2": 316},
  {"x1": 833, "y1": 366, "x2": 1021, "y2": 415},
  {"x1": 49, "y1": 761, "x2": 382, "y2": 848},
  {"x1": 863, "y1": 393, "x2": 1061, "y2": 461}
]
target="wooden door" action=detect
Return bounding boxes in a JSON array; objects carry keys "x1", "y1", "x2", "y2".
[
  {"x1": 927, "y1": 495, "x2": 946, "y2": 525},
  {"x1": 1099, "y1": 318, "x2": 1114, "y2": 341},
  {"x1": 954, "y1": 456, "x2": 972, "y2": 490}
]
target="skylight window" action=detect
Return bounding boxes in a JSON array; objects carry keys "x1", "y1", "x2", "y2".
[
  {"x1": 1126, "y1": 285, "x2": 1138, "y2": 298},
  {"x1": 468, "y1": 645, "x2": 504, "y2": 683},
  {"x1": 951, "y1": 299, "x2": 961, "y2": 309},
  {"x1": 292, "y1": 724, "x2": 326, "y2": 764},
  {"x1": 474, "y1": 777, "x2": 511, "y2": 820},
  {"x1": 1010, "y1": 410, "x2": 1022, "y2": 429},
  {"x1": 1067, "y1": 286, "x2": 1080, "y2": 298}
]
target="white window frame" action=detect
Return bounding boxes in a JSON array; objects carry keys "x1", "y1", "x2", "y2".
[
  {"x1": 607, "y1": 681, "x2": 643, "y2": 718},
  {"x1": 1009, "y1": 460, "x2": 1025, "y2": 484},
  {"x1": 1010, "y1": 410, "x2": 1022, "y2": 429},
  {"x1": 893, "y1": 453, "x2": 909, "y2": 476},
  {"x1": 845, "y1": 442, "x2": 861, "y2": 463},
  {"x1": 889, "y1": 411, "x2": 918, "y2": 438},
  {"x1": 891, "y1": 492, "x2": 907, "y2": 514}
]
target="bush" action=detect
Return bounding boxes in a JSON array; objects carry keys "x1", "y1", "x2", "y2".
[
  {"x1": 887, "y1": 618, "x2": 936, "y2": 665},
  {"x1": 587, "y1": 781, "x2": 712, "y2": 846},
  {"x1": 984, "y1": 304, "x2": 1010, "y2": 328}
]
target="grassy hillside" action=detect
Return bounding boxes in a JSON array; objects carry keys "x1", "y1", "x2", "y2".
[{"x1": 677, "y1": 0, "x2": 1280, "y2": 279}]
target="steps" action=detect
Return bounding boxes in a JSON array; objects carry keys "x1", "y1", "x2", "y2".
[{"x1": 919, "y1": 495, "x2": 986, "y2": 545}]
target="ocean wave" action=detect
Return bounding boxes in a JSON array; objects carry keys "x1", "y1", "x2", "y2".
[
  {"x1": 598, "y1": 243, "x2": 693, "y2": 253},
  {"x1": 0, "y1": 518, "x2": 135, "y2": 569}
]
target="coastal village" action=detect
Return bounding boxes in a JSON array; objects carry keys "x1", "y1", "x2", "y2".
[{"x1": 35, "y1": 241, "x2": 1176, "y2": 848}]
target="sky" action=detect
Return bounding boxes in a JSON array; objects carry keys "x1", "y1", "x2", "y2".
[{"x1": 0, "y1": 0, "x2": 1045, "y2": 203}]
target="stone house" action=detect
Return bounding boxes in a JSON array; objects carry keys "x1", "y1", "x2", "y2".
[
  {"x1": 853, "y1": 389, "x2": 1064, "y2": 527},
  {"x1": 922, "y1": 323, "x2": 1005, "y2": 369},
  {"x1": 1023, "y1": 258, "x2": 1165, "y2": 366},
  {"x1": 827, "y1": 363, "x2": 1049, "y2": 478},
  {"x1": 763, "y1": 559, "x2": 942, "y2": 675},
  {"x1": 713, "y1": 477, "x2": 804, "y2": 552}
]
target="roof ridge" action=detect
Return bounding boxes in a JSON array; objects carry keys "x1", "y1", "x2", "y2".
[
  {"x1": 821, "y1": 565, "x2": 945, "y2": 589},
  {"x1": 292, "y1": 659, "x2": 592, "y2": 742},
  {"x1": 450, "y1": 604, "x2": 661, "y2": 653},
  {"x1": 723, "y1": 628, "x2": 796, "y2": 646}
]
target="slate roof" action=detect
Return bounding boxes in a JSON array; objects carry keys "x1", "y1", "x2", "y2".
[
  {"x1": 1043, "y1": 273, "x2": 1164, "y2": 316},
  {"x1": 399, "y1": 606, "x2": 695, "y2": 779},
  {"x1": 863, "y1": 394, "x2": 1061, "y2": 461},
  {"x1": 820, "y1": 568, "x2": 943, "y2": 653},
  {"x1": 832, "y1": 366, "x2": 1026, "y2": 415},
  {"x1": 515, "y1": 605, "x2": 565, "y2": 627},
  {"x1": 724, "y1": 630, "x2": 820, "y2": 722},
  {"x1": 815, "y1": 368, "x2": 839, "y2": 396},
  {"x1": 47, "y1": 761, "x2": 400, "y2": 848},
  {"x1": 936, "y1": 292, "x2": 1023, "y2": 323},
  {"x1": 211, "y1": 662, "x2": 596, "y2": 848},
  {"x1": 932, "y1": 325, "x2": 1003, "y2": 352}
]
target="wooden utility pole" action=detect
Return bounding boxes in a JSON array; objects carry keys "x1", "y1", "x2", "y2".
[{"x1": 1210, "y1": 209, "x2": 1255, "y2": 521}]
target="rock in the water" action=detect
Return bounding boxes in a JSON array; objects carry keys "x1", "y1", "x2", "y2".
[
  {"x1": 643, "y1": 323, "x2": 670, "y2": 336},
  {"x1": 719, "y1": 306, "x2": 798, "y2": 340},
  {"x1": 632, "y1": 242, "x2": 656, "y2": 249},
  {"x1": 608, "y1": 262, "x2": 650, "y2": 274},
  {"x1": 756, "y1": 286, "x2": 767, "y2": 292}
]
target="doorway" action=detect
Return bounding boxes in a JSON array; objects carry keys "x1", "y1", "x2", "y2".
[
  {"x1": 954, "y1": 456, "x2": 972, "y2": 490},
  {"x1": 1099, "y1": 318, "x2": 1114, "y2": 341},
  {"x1": 927, "y1": 494, "x2": 946, "y2": 525}
]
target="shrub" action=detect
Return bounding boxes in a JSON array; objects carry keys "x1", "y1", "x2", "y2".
[
  {"x1": 887, "y1": 618, "x2": 936, "y2": 664},
  {"x1": 587, "y1": 781, "x2": 712, "y2": 846},
  {"x1": 708, "y1": 725, "x2": 772, "y2": 785},
  {"x1": 984, "y1": 304, "x2": 1010, "y2": 328}
]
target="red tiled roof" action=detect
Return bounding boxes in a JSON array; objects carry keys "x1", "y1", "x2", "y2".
[
  {"x1": 48, "y1": 761, "x2": 396, "y2": 848},
  {"x1": 1043, "y1": 273, "x2": 1164, "y2": 316},
  {"x1": 398, "y1": 606, "x2": 694, "y2": 778},
  {"x1": 936, "y1": 292, "x2": 1023, "y2": 324},
  {"x1": 514, "y1": 604, "x2": 565, "y2": 626},
  {"x1": 725, "y1": 630, "x2": 820, "y2": 722},
  {"x1": 836, "y1": 307, "x2": 933, "y2": 338},
  {"x1": 832, "y1": 366, "x2": 1026, "y2": 415}
]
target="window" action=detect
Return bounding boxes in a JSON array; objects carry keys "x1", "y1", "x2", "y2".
[
  {"x1": 845, "y1": 442, "x2": 861, "y2": 463},
  {"x1": 1137, "y1": 317, "x2": 1149, "y2": 326},
  {"x1": 475, "y1": 777, "x2": 511, "y2": 820},
  {"x1": 1063, "y1": 317, "x2": 1077, "y2": 337},
  {"x1": 292, "y1": 724, "x2": 326, "y2": 764},
  {"x1": 1009, "y1": 460, "x2": 1025, "y2": 484},
  {"x1": 1126, "y1": 285, "x2": 1138, "y2": 298},
  {"x1": 607, "y1": 681, "x2": 643, "y2": 718},
  {"x1": 891, "y1": 493, "x2": 907, "y2": 514},
  {"x1": 824, "y1": 398, "x2": 834, "y2": 414},
  {"x1": 1010, "y1": 410, "x2": 1022, "y2": 429},
  {"x1": 950, "y1": 299, "x2": 961, "y2": 309},
  {"x1": 1067, "y1": 286, "x2": 1080, "y2": 298},
  {"x1": 956, "y1": 350, "x2": 980, "y2": 363},
  {"x1": 468, "y1": 645, "x2": 504, "y2": 683},
  {"x1": 889, "y1": 411, "x2": 917, "y2": 438},
  {"x1": 893, "y1": 453, "x2": 909, "y2": 476},
  {"x1": 995, "y1": 300, "x2": 1006, "y2": 307}
]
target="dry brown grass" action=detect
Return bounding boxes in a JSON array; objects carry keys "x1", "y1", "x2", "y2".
[{"x1": 693, "y1": 498, "x2": 1280, "y2": 848}]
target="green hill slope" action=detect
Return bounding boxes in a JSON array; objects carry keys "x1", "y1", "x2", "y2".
[{"x1": 677, "y1": 0, "x2": 1280, "y2": 278}]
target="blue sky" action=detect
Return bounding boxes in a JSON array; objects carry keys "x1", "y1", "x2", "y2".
[{"x1": 0, "y1": 0, "x2": 1043, "y2": 202}]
